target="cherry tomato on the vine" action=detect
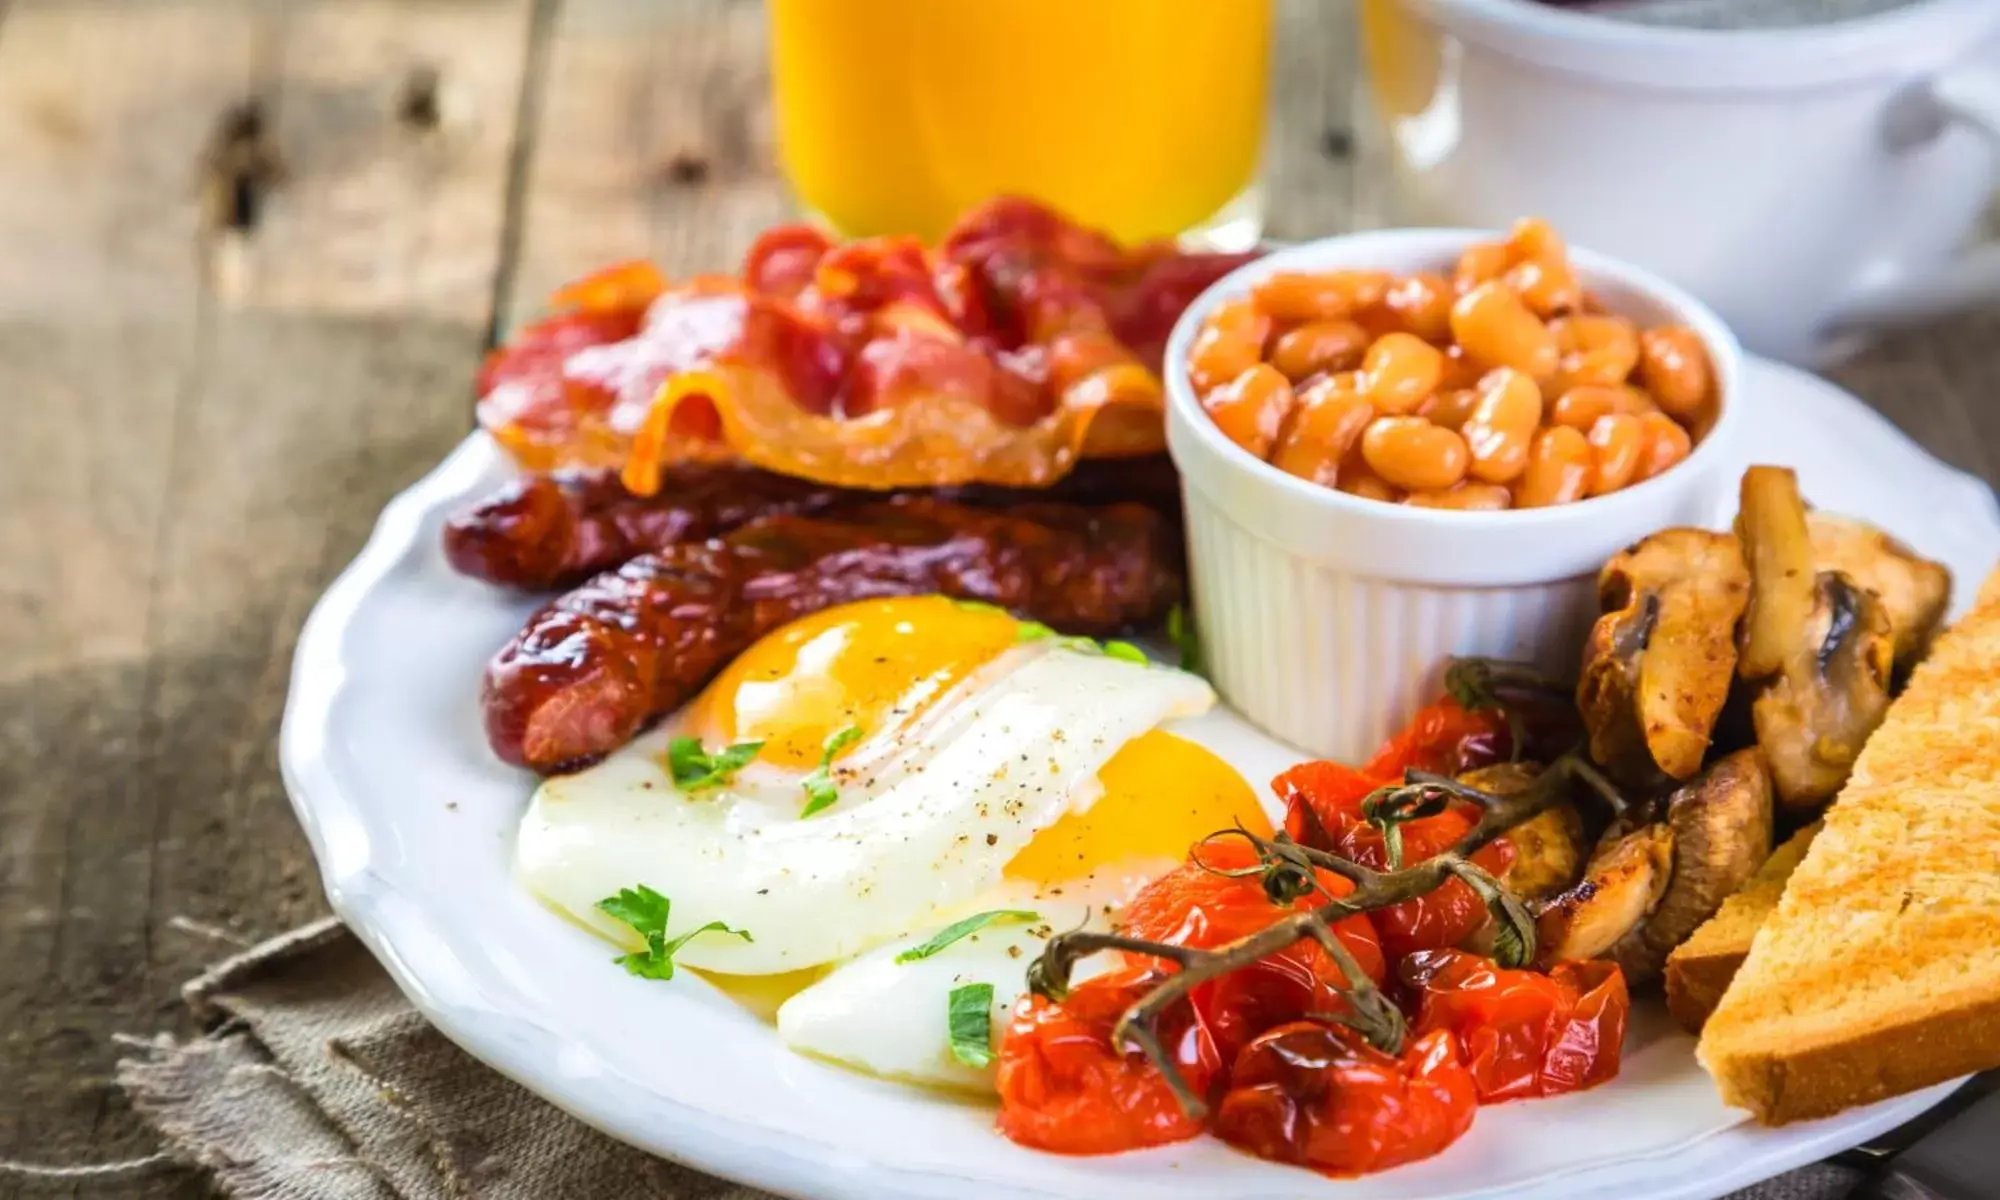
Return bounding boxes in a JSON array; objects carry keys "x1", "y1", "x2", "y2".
[
  {"x1": 1214, "y1": 1024, "x2": 1479, "y2": 1176},
  {"x1": 1398, "y1": 948, "x2": 1629, "y2": 1102},
  {"x1": 995, "y1": 968, "x2": 1220, "y2": 1155},
  {"x1": 1362, "y1": 695, "x2": 1513, "y2": 779},
  {"x1": 1271, "y1": 762, "x2": 1514, "y2": 962},
  {"x1": 1117, "y1": 839, "x2": 1387, "y2": 1064}
]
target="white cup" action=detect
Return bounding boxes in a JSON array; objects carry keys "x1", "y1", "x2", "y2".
[{"x1": 1361, "y1": 0, "x2": 2000, "y2": 363}]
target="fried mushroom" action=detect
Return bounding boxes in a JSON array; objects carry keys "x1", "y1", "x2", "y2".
[
  {"x1": 1461, "y1": 761, "x2": 1587, "y2": 901},
  {"x1": 1737, "y1": 468, "x2": 1894, "y2": 812},
  {"x1": 1532, "y1": 749, "x2": 1774, "y2": 984},
  {"x1": 1605, "y1": 748, "x2": 1772, "y2": 983},
  {"x1": 1807, "y1": 510, "x2": 1950, "y2": 673},
  {"x1": 1577, "y1": 529, "x2": 1751, "y2": 788},
  {"x1": 1533, "y1": 821, "x2": 1674, "y2": 966}
]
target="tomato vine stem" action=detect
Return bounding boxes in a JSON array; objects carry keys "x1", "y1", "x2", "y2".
[{"x1": 1025, "y1": 751, "x2": 1600, "y2": 1121}]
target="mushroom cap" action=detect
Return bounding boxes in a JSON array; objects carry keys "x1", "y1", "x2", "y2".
[
  {"x1": 1751, "y1": 572, "x2": 1893, "y2": 811},
  {"x1": 1577, "y1": 528, "x2": 1749, "y2": 787},
  {"x1": 1461, "y1": 761, "x2": 1588, "y2": 902},
  {"x1": 1807, "y1": 511, "x2": 1950, "y2": 671},
  {"x1": 1534, "y1": 822, "x2": 1674, "y2": 967},
  {"x1": 1608, "y1": 747, "x2": 1774, "y2": 984}
]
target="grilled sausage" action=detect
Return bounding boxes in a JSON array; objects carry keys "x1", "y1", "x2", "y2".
[
  {"x1": 444, "y1": 456, "x2": 1183, "y2": 591},
  {"x1": 481, "y1": 496, "x2": 1183, "y2": 773}
]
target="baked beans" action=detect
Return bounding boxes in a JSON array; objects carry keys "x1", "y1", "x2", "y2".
[{"x1": 1186, "y1": 217, "x2": 1716, "y2": 511}]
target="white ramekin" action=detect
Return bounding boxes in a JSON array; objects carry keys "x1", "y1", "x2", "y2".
[{"x1": 1164, "y1": 228, "x2": 1744, "y2": 761}]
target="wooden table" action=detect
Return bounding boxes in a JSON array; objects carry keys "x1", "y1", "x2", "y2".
[{"x1": 2, "y1": 3, "x2": 1996, "y2": 1195}]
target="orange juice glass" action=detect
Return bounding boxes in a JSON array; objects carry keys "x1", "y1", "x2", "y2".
[{"x1": 769, "y1": 0, "x2": 1272, "y2": 247}]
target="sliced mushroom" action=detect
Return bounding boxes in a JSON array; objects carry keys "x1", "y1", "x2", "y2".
[
  {"x1": 1533, "y1": 822, "x2": 1674, "y2": 966},
  {"x1": 1807, "y1": 511, "x2": 1950, "y2": 673},
  {"x1": 1461, "y1": 761, "x2": 1586, "y2": 901},
  {"x1": 1532, "y1": 750, "x2": 1774, "y2": 983},
  {"x1": 1577, "y1": 529, "x2": 1751, "y2": 788},
  {"x1": 1604, "y1": 747, "x2": 1773, "y2": 984},
  {"x1": 1737, "y1": 468, "x2": 1895, "y2": 812}
]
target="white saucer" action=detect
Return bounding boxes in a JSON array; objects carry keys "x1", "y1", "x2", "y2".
[{"x1": 281, "y1": 356, "x2": 1992, "y2": 1200}]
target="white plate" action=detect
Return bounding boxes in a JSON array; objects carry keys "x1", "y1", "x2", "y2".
[{"x1": 282, "y1": 357, "x2": 1994, "y2": 1200}]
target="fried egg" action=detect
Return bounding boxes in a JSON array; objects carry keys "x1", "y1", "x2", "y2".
[
  {"x1": 777, "y1": 727, "x2": 1270, "y2": 1090},
  {"x1": 515, "y1": 596, "x2": 1259, "y2": 986}
]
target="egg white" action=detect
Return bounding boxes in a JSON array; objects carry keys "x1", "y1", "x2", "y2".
[
  {"x1": 774, "y1": 869, "x2": 1158, "y2": 1090},
  {"x1": 515, "y1": 642, "x2": 1214, "y2": 975}
]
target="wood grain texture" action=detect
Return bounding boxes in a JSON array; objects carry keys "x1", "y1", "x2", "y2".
[
  {"x1": 0, "y1": 2, "x2": 1996, "y2": 1197},
  {"x1": 0, "y1": 2, "x2": 534, "y2": 1196}
]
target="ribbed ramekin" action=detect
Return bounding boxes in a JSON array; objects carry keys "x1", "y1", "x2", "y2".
[{"x1": 1164, "y1": 229, "x2": 1744, "y2": 761}]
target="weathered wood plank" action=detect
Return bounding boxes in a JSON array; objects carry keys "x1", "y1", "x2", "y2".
[
  {"x1": 1264, "y1": 0, "x2": 1365, "y2": 240},
  {"x1": 506, "y1": 0, "x2": 786, "y2": 326},
  {"x1": 0, "y1": 2, "x2": 533, "y2": 1195},
  {"x1": 0, "y1": 6, "x2": 257, "y2": 1194}
]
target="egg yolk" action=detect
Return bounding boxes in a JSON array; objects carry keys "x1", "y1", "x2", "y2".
[
  {"x1": 695, "y1": 595, "x2": 1023, "y2": 769},
  {"x1": 1004, "y1": 730, "x2": 1271, "y2": 887}
]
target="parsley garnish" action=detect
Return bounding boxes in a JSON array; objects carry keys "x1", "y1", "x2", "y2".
[
  {"x1": 667, "y1": 736, "x2": 764, "y2": 793},
  {"x1": 951, "y1": 599, "x2": 1007, "y2": 616},
  {"x1": 948, "y1": 982, "x2": 998, "y2": 1068},
  {"x1": 595, "y1": 885, "x2": 751, "y2": 980},
  {"x1": 1016, "y1": 620, "x2": 1055, "y2": 642},
  {"x1": 894, "y1": 910, "x2": 1040, "y2": 963},
  {"x1": 800, "y1": 725, "x2": 864, "y2": 817},
  {"x1": 1102, "y1": 640, "x2": 1148, "y2": 665}
]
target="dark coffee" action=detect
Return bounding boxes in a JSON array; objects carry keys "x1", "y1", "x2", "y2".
[{"x1": 1540, "y1": 0, "x2": 1923, "y2": 29}]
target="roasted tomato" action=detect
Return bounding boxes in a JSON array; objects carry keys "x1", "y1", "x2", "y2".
[
  {"x1": 1272, "y1": 763, "x2": 1514, "y2": 962},
  {"x1": 1363, "y1": 695, "x2": 1514, "y2": 779},
  {"x1": 1350, "y1": 809, "x2": 1515, "y2": 963},
  {"x1": 1116, "y1": 839, "x2": 1387, "y2": 1063},
  {"x1": 1399, "y1": 948, "x2": 1629, "y2": 1102},
  {"x1": 995, "y1": 968, "x2": 1220, "y2": 1155},
  {"x1": 1214, "y1": 1024, "x2": 1478, "y2": 1176},
  {"x1": 1274, "y1": 760, "x2": 1381, "y2": 848}
]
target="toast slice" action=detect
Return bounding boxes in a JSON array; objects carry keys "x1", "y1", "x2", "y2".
[
  {"x1": 1696, "y1": 566, "x2": 2000, "y2": 1124},
  {"x1": 1665, "y1": 822, "x2": 1821, "y2": 1034}
]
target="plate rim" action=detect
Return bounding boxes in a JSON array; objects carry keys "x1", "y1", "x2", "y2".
[{"x1": 279, "y1": 355, "x2": 1987, "y2": 1200}]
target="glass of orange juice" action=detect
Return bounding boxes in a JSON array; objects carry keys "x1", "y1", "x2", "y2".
[{"x1": 768, "y1": 0, "x2": 1272, "y2": 248}]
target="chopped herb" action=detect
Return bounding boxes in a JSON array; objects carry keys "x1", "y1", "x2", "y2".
[
  {"x1": 595, "y1": 884, "x2": 751, "y2": 980},
  {"x1": 1167, "y1": 603, "x2": 1203, "y2": 674},
  {"x1": 667, "y1": 736, "x2": 764, "y2": 793},
  {"x1": 952, "y1": 598, "x2": 1007, "y2": 616},
  {"x1": 1102, "y1": 640, "x2": 1148, "y2": 665},
  {"x1": 948, "y1": 982, "x2": 998, "y2": 1068},
  {"x1": 1016, "y1": 620, "x2": 1055, "y2": 642},
  {"x1": 800, "y1": 725, "x2": 864, "y2": 817},
  {"x1": 895, "y1": 910, "x2": 1040, "y2": 963}
]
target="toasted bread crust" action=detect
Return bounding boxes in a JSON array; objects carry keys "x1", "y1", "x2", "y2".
[
  {"x1": 1665, "y1": 948, "x2": 1746, "y2": 1035},
  {"x1": 1665, "y1": 822, "x2": 1821, "y2": 1034},
  {"x1": 1697, "y1": 565, "x2": 2000, "y2": 1124},
  {"x1": 1706, "y1": 988, "x2": 2000, "y2": 1123}
]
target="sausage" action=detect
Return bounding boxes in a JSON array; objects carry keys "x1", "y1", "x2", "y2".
[
  {"x1": 444, "y1": 456, "x2": 1185, "y2": 590},
  {"x1": 441, "y1": 465, "x2": 847, "y2": 590},
  {"x1": 481, "y1": 497, "x2": 1184, "y2": 773}
]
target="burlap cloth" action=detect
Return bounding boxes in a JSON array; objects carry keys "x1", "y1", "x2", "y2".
[{"x1": 115, "y1": 919, "x2": 1864, "y2": 1200}]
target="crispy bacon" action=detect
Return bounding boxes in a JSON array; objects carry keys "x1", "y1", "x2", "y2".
[
  {"x1": 444, "y1": 455, "x2": 1184, "y2": 591},
  {"x1": 475, "y1": 198, "x2": 1255, "y2": 493},
  {"x1": 481, "y1": 497, "x2": 1183, "y2": 773}
]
